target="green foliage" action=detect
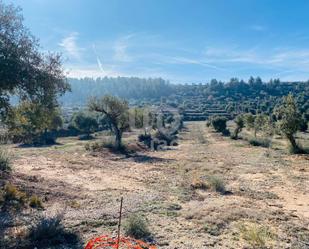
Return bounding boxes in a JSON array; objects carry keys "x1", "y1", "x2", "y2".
[
  {"x1": 130, "y1": 108, "x2": 150, "y2": 129},
  {"x1": 89, "y1": 95, "x2": 129, "y2": 149},
  {"x1": 244, "y1": 113, "x2": 255, "y2": 130},
  {"x1": 254, "y1": 114, "x2": 270, "y2": 137},
  {"x1": 0, "y1": 149, "x2": 11, "y2": 172},
  {"x1": 210, "y1": 116, "x2": 228, "y2": 133},
  {"x1": 0, "y1": 1, "x2": 69, "y2": 116},
  {"x1": 274, "y1": 94, "x2": 302, "y2": 152},
  {"x1": 70, "y1": 112, "x2": 98, "y2": 138},
  {"x1": 233, "y1": 115, "x2": 245, "y2": 139},
  {"x1": 5, "y1": 101, "x2": 63, "y2": 145},
  {"x1": 124, "y1": 214, "x2": 151, "y2": 240}
]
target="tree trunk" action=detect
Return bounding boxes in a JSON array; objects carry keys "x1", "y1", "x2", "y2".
[
  {"x1": 114, "y1": 128, "x2": 122, "y2": 149},
  {"x1": 287, "y1": 134, "x2": 298, "y2": 152}
]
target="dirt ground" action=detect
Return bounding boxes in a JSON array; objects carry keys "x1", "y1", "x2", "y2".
[{"x1": 5, "y1": 122, "x2": 309, "y2": 248}]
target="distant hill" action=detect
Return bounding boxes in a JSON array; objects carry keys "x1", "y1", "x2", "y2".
[
  {"x1": 61, "y1": 77, "x2": 173, "y2": 106},
  {"x1": 61, "y1": 76, "x2": 309, "y2": 120}
]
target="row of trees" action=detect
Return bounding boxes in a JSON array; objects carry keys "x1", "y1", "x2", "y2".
[{"x1": 209, "y1": 94, "x2": 308, "y2": 153}]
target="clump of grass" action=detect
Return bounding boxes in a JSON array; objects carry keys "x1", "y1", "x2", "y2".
[
  {"x1": 28, "y1": 215, "x2": 81, "y2": 247},
  {"x1": 190, "y1": 179, "x2": 208, "y2": 190},
  {"x1": 207, "y1": 175, "x2": 226, "y2": 194},
  {"x1": 240, "y1": 223, "x2": 273, "y2": 248},
  {"x1": 29, "y1": 195, "x2": 43, "y2": 209},
  {"x1": 0, "y1": 149, "x2": 11, "y2": 172},
  {"x1": 248, "y1": 137, "x2": 271, "y2": 148},
  {"x1": 68, "y1": 200, "x2": 81, "y2": 209},
  {"x1": 2, "y1": 183, "x2": 27, "y2": 208},
  {"x1": 124, "y1": 214, "x2": 151, "y2": 240},
  {"x1": 204, "y1": 222, "x2": 225, "y2": 236}
]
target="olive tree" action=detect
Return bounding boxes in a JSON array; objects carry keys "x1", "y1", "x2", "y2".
[
  {"x1": 274, "y1": 94, "x2": 301, "y2": 152},
  {"x1": 89, "y1": 95, "x2": 129, "y2": 149},
  {"x1": 0, "y1": 1, "x2": 69, "y2": 115},
  {"x1": 1, "y1": 1, "x2": 69, "y2": 144},
  {"x1": 233, "y1": 115, "x2": 245, "y2": 139},
  {"x1": 70, "y1": 112, "x2": 98, "y2": 139}
]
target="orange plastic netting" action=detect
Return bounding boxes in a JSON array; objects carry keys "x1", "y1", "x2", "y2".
[{"x1": 84, "y1": 235, "x2": 157, "y2": 249}]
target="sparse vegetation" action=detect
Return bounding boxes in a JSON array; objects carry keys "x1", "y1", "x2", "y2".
[
  {"x1": 29, "y1": 195, "x2": 44, "y2": 209},
  {"x1": 124, "y1": 214, "x2": 151, "y2": 240},
  {"x1": 207, "y1": 175, "x2": 226, "y2": 194},
  {"x1": 28, "y1": 215, "x2": 81, "y2": 247},
  {"x1": 240, "y1": 223, "x2": 274, "y2": 248},
  {"x1": 1, "y1": 183, "x2": 27, "y2": 208},
  {"x1": 0, "y1": 149, "x2": 11, "y2": 172}
]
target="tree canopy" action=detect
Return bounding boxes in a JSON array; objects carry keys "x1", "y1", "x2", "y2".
[{"x1": 0, "y1": 1, "x2": 69, "y2": 115}]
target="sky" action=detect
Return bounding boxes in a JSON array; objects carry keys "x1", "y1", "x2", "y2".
[{"x1": 8, "y1": 0, "x2": 309, "y2": 83}]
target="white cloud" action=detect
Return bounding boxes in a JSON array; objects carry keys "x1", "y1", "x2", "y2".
[
  {"x1": 59, "y1": 32, "x2": 82, "y2": 60},
  {"x1": 113, "y1": 34, "x2": 134, "y2": 62}
]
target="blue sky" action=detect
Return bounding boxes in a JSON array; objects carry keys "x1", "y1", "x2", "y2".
[{"x1": 9, "y1": 0, "x2": 309, "y2": 83}]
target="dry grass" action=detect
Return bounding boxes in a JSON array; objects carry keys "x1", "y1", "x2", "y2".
[{"x1": 0, "y1": 122, "x2": 308, "y2": 248}]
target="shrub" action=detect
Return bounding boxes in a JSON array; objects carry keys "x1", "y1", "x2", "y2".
[
  {"x1": 211, "y1": 116, "x2": 228, "y2": 133},
  {"x1": 0, "y1": 149, "x2": 11, "y2": 172},
  {"x1": 191, "y1": 179, "x2": 208, "y2": 190},
  {"x1": 154, "y1": 130, "x2": 176, "y2": 146},
  {"x1": 2, "y1": 183, "x2": 27, "y2": 208},
  {"x1": 248, "y1": 137, "x2": 271, "y2": 148},
  {"x1": 29, "y1": 195, "x2": 43, "y2": 209},
  {"x1": 124, "y1": 214, "x2": 151, "y2": 240},
  {"x1": 138, "y1": 133, "x2": 152, "y2": 148},
  {"x1": 240, "y1": 223, "x2": 273, "y2": 248},
  {"x1": 207, "y1": 176, "x2": 226, "y2": 194},
  {"x1": 70, "y1": 112, "x2": 98, "y2": 139},
  {"x1": 28, "y1": 215, "x2": 81, "y2": 247}
]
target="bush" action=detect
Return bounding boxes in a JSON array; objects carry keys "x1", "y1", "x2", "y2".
[
  {"x1": 29, "y1": 195, "x2": 43, "y2": 209},
  {"x1": 70, "y1": 111, "x2": 99, "y2": 139},
  {"x1": 240, "y1": 223, "x2": 273, "y2": 248},
  {"x1": 0, "y1": 149, "x2": 11, "y2": 172},
  {"x1": 124, "y1": 214, "x2": 151, "y2": 240},
  {"x1": 28, "y1": 215, "x2": 81, "y2": 247},
  {"x1": 138, "y1": 133, "x2": 152, "y2": 148},
  {"x1": 248, "y1": 137, "x2": 271, "y2": 148},
  {"x1": 211, "y1": 116, "x2": 228, "y2": 133},
  {"x1": 154, "y1": 130, "x2": 177, "y2": 146},
  {"x1": 207, "y1": 176, "x2": 226, "y2": 194},
  {"x1": 1, "y1": 183, "x2": 27, "y2": 208}
]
